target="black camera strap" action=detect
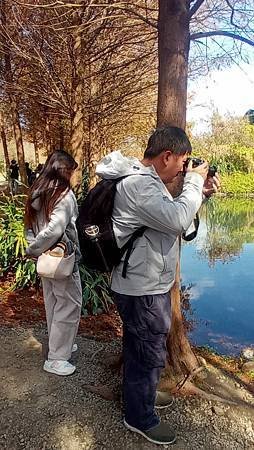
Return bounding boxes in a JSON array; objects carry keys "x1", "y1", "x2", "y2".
[{"x1": 182, "y1": 213, "x2": 200, "y2": 242}]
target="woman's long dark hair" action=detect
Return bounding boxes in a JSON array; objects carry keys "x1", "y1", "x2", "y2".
[{"x1": 24, "y1": 150, "x2": 78, "y2": 230}]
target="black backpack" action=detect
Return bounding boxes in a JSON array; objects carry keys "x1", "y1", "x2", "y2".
[{"x1": 76, "y1": 177, "x2": 146, "y2": 277}]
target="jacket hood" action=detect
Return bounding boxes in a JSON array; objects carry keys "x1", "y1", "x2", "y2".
[{"x1": 96, "y1": 150, "x2": 158, "y2": 180}]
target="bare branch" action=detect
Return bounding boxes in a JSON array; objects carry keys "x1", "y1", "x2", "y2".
[
  {"x1": 13, "y1": 1, "x2": 157, "y2": 28},
  {"x1": 117, "y1": 6, "x2": 157, "y2": 29},
  {"x1": 190, "y1": 31, "x2": 254, "y2": 47},
  {"x1": 189, "y1": 0, "x2": 206, "y2": 18},
  {"x1": 225, "y1": 0, "x2": 241, "y2": 29}
]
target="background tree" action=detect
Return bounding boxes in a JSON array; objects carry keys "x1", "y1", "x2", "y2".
[
  {"x1": 0, "y1": 0, "x2": 27, "y2": 184},
  {"x1": 156, "y1": 0, "x2": 254, "y2": 384},
  {"x1": 1, "y1": 0, "x2": 157, "y2": 188}
]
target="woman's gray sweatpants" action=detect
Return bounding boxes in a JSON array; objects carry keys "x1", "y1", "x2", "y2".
[{"x1": 41, "y1": 271, "x2": 82, "y2": 361}]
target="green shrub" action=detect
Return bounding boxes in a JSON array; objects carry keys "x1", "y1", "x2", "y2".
[
  {"x1": 79, "y1": 264, "x2": 113, "y2": 315},
  {"x1": 220, "y1": 172, "x2": 254, "y2": 195},
  {"x1": 0, "y1": 194, "x2": 37, "y2": 289},
  {"x1": 191, "y1": 115, "x2": 254, "y2": 176}
]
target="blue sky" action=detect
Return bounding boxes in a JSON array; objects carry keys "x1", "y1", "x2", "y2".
[{"x1": 187, "y1": 62, "x2": 254, "y2": 135}]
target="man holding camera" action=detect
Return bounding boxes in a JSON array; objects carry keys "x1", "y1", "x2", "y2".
[{"x1": 96, "y1": 126, "x2": 220, "y2": 445}]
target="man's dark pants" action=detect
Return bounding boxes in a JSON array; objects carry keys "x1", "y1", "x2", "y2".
[{"x1": 113, "y1": 292, "x2": 171, "y2": 431}]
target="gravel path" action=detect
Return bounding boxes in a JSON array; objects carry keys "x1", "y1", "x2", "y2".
[{"x1": 0, "y1": 326, "x2": 253, "y2": 450}]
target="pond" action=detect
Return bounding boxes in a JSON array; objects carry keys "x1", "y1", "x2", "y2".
[{"x1": 181, "y1": 197, "x2": 254, "y2": 356}]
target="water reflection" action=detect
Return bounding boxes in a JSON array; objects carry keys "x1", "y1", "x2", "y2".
[{"x1": 181, "y1": 197, "x2": 254, "y2": 356}]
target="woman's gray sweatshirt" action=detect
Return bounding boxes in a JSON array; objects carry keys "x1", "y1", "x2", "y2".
[{"x1": 25, "y1": 190, "x2": 80, "y2": 263}]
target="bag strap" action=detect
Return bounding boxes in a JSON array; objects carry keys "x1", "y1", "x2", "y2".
[
  {"x1": 120, "y1": 226, "x2": 147, "y2": 278},
  {"x1": 114, "y1": 173, "x2": 147, "y2": 278}
]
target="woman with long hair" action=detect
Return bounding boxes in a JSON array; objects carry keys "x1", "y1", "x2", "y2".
[{"x1": 24, "y1": 150, "x2": 82, "y2": 376}]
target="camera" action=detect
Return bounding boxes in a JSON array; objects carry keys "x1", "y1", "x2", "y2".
[{"x1": 183, "y1": 157, "x2": 217, "y2": 177}]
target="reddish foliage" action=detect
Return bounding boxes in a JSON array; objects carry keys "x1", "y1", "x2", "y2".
[{"x1": 0, "y1": 284, "x2": 122, "y2": 341}]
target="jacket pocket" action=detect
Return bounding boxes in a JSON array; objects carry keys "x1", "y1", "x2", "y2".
[
  {"x1": 160, "y1": 236, "x2": 178, "y2": 281},
  {"x1": 128, "y1": 294, "x2": 171, "y2": 370},
  {"x1": 139, "y1": 335, "x2": 167, "y2": 370}
]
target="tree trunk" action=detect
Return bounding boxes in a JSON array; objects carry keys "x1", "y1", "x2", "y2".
[
  {"x1": 167, "y1": 261, "x2": 199, "y2": 375},
  {"x1": 11, "y1": 104, "x2": 27, "y2": 185},
  {"x1": 1, "y1": 0, "x2": 27, "y2": 186},
  {"x1": 33, "y1": 130, "x2": 39, "y2": 166},
  {"x1": 59, "y1": 118, "x2": 64, "y2": 149},
  {"x1": 70, "y1": 28, "x2": 85, "y2": 191},
  {"x1": 0, "y1": 110, "x2": 10, "y2": 174},
  {"x1": 43, "y1": 108, "x2": 51, "y2": 156},
  {"x1": 157, "y1": 0, "x2": 199, "y2": 375},
  {"x1": 157, "y1": 0, "x2": 189, "y2": 129},
  {"x1": 87, "y1": 114, "x2": 100, "y2": 189}
]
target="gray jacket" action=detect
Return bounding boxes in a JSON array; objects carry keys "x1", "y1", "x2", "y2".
[
  {"x1": 96, "y1": 151, "x2": 204, "y2": 295},
  {"x1": 26, "y1": 190, "x2": 81, "y2": 266}
]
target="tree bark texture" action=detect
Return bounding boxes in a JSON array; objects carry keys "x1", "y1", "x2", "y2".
[
  {"x1": 1, "y1": 0, "x2": 27, "y2": 185},
  {"x1": 167, "y1": 261, "x2": 199, "y2": 375},
  {"x1": 157, "y1": 0, "x2": 199, "y2": 375},
  {"x1": 33, "y1": 131, "x2": 39, "y2": 166},
  {"x1": 0, "y1": 110, "x2": 10, "y2": 172},
  {"x1": 43, "y1": 108, "x2": 52, "y2": 156},
  {"x1": 157, "y1": 0, "x2": 190, "y2": 129},
  {"x1": 70, "y1": 29, "x2": 85, "y2": 191},
  {"x1": 11, "y1": 105, "x2": 27, "y2": 185},
  {"x1": 59, "y1": 118, "x2": 64, "y2": 149}
]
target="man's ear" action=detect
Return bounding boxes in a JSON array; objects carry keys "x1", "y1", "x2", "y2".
[{"x1": 163, "y1": 150, "x2": 173, "y2": 165}]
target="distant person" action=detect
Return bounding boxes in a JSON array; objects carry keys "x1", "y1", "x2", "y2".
[
  {"x1": 25, "y1": 162, "x2": 33, "y2": 186},
  {"x1": 28, "y1": 163, "x2": 44, "y2": 186},
  {"x1": 9, "y1": 159, "x2": 19, "y2": 194},
  {"x1": 24, "y1": 150, "x2": 82, "y2": 376},
  {"x1": 35, "y1": 163, "x2": 44, "y2": 178}
]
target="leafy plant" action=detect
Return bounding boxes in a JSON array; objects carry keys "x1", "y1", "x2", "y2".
[
  {"x1": 0, "y1": 194, "x2": 37, "y2": 289},
  {"x1": 76, "y1": 168, "x2": 90, "y2": 205},
  {"x1": 191, "y1": 115, "x2": 254, "y2": 195},
  {"x1": 79, "y1": 264, "x2": 113, "y2": 315},
  {"x1": 220, "y1": 172, "x2": 254, "y2": 195}
]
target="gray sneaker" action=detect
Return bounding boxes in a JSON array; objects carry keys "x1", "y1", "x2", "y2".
[
  {"x1": 124, "y1": 419, "x2": 176, "y2": 445},
  {"x1": 155, "y1": 390, "x2": 174, "y2": 409}
]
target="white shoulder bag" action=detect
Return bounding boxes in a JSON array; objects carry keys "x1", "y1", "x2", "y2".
[{"x1": 36, "y1": 242, "x2": 75, "y2": 280}]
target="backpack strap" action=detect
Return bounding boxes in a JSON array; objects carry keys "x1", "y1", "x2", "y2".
[
  {"x1": 114, "y1": 174, "x2": 146, "y2": 278},
  {"x1": 120, "y1": 226, "x2": 147, "y2": 278}
]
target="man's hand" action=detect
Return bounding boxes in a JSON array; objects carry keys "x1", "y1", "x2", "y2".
[
  {"x1": 187, "y1": 160, "x2": 208, "y2": 180},
  {"x1": 203, "y1": 172, "x2": 220, "y2": 198}
]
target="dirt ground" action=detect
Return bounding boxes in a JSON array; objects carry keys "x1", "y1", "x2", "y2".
[
  {"x1": 0, "y1": 286, "x2": 254, "y2": 449},
  {"x1": 0, "y1": 325, "x2": 254, "y2": 450}
]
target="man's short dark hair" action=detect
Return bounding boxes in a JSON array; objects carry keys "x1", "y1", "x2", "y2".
[{"x1": 144, "y1": 126, "x2": 192, "y2": 158}]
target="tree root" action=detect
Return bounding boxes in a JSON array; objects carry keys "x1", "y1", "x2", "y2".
[
  {"x1": 177, "y1": 380, "x2": 238, "y2": 405},
  {"x1": 82, "y1": 383, "x2": 119, "y2": 401},
  {"x1": 90, "y1": 346, "x2": 104, "y2": 362},
  {"x1": 174, "y1": 366, "x2": 204, "y2": 392}
]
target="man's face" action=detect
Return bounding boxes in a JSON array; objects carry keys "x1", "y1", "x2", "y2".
[{"x1": 161, "y1": 151, "x2": 188, "y2": 184}]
